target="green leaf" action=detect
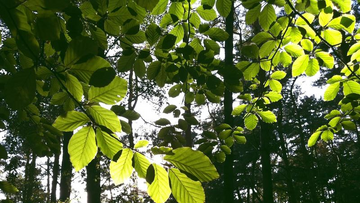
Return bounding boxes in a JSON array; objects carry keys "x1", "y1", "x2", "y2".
[
  {"x1": 16, "y1": 31, "x2": 40, "y2": 60},
  {"x1": 134, "y1": 140, "x2": 149, "y2": 149},
  {"x1": 89, "y1": 67, "x2": 116, "y2": 87},
  {"x1": 257, "y1": 111, "x2": 277, "y2": 123},
  {"x1": 292, "y1": 55, "x2": 309, "y2": 77},
  {"x1": 322, "y1": 29, "x2": 342, "y2": 46},
  {"x1": 259, "y1": 4, "x2": 276, "y2": 31},
  {"x1": 300, "y1": 39, "x2": 313, "y2": 52},
  {"x1": 170, "y1": 24, "x2": 184, "y2": 44},
  {"x1": 68, "y1": 126, "x2": 97, "y2": 171},
  {"x1": 347, "y1": 42, "x2": 360, "y2": 56},
  {"x1": 0, "y1": 181, "x2": 19, "y2": 194},
  {"x1": 259, "y1": 40, "x2": 277, "y2": 58},
  {"x1": 308, "y1": 131, "x2": 321, "y2": 147},
  {"x1": 203, "y1": 28, "x2": 229, "y2": 41},
  {"x1": 270, "y1": 71, "x2": 286, "y2": 80},
  {"x1": 96, "y1": 128, "x2": 123, "y2": 160},
  {"x1": 219, "y1": 129, "x2": 232, "y2": 140},
  {"x1": 245, "y1": 114, "x2": 258, "y2": 130},
  {"x1": 268, "y1": 79, "x2": 282, "y2": 92},
  {"x1": 134, "y1": 59, "x2": 146, "y2": 78},
  {"x1": 342, "y1": 120, "x2": 356, "y2": 130},
  {"x1": 232, "y1": 104, "x2": 247, "y2": 116},
  {"x1": 264, "y1": 91, "x2": 283, "y2": 102},
  {"x1": 65, "y1": 73, "x2": 83, "y2": 102},
  {"x1": 216, "y1": 0, "x2": 232, "y2": 17},
  {"x1": 163, "y1": 105, "x2": 177, "y2": 113},
  {"x1": 70, "y1": 56, "x2": 111, "y2": 83},
  {"x1": 135, "y1": 0, "x2": 159, "y2": 11},
  {"x1": 164, "y1": 147, "x2": 219, "y2": 182},
  {"x1": 343, "y1": 81, "x2": 360, "y2": 96},
  {"x1": 245, "y1": 4, "x2": 261, "y2": 25},
  {"x1": 251, "y1": 32, "x2": 274, "y2": 45},
  {"x1": 88, "y1": 77, "x2": 127, "y2": 105},
  {"x1": 196, "y1": 6, "x2": 217, "y2": 21},
  {"x1": 53, "y1": 111, "x2": 90, "y2": 132},
  {"x1": 148, "y1": 164, "x2": 171, "y2": 203},
  {"x1": 243, "y1": 63, "x2": 260, "y2": 81},
  {"x1": 328, "y1": 15, "x2": 355, "y2": 33},
  {"x1": 220, "y1": 145, "x2": 231, "y2": 154},
  {"x1": 4, "y1": 68, "x2": 36, "y2": 110},
  {"x1": 110, "y1": 148, "x2": 134, "y2": 185},
  {"x1": 324, "y1": 82, "x2": 340, "y2": 101},
  {"x1": 305, "y1": 58, "x2": 320, "y2": 76},
  {"x1": 87, "y1": 105, "x2": 121, "y2": 133},
  {"x1": 64, "y1": 37, "x2": 98, "y2": 66},
  {"x1": 151, "y1": 0, "x2": 168, "y2": 15},
  {"x1": 35, "y1": 13, "x2": 61, "y2": 40},
  {"x1": 331, "y1": 0, "x2": 351, "y2": 13},
  {"x1": 234, "y1": 135, "x2": 246, "y2": 144},
  {"x1": 284, "y1": 44, "x2": 304, "y2": 57},
  {"x1": 319, "y1": 7, "x2": 333, "y2": 27},
  {"x1": 315, "y1": 51, "x2": 334, "y2": 69},
  {"x1": 133, "y1": 152, "x2": 151, "y2": 179},
  {"x1": 169, "y1": 168, "x2": 205, "y2": 203},
  {"x1": 155, "y1": 118, "x2": 171, "y2": 126},
  {"x1": 321, "y1": 129, "x2": 334, "y2": 142}
]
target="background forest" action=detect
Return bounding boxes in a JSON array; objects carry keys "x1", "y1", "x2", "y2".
[{"x1": 0, "y1": 0, "x2": 360, "y2": 202}]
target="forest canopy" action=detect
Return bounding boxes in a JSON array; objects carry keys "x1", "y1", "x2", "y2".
[{"x1": 0, "y1": 0, "x2": 360, "y2": 202}]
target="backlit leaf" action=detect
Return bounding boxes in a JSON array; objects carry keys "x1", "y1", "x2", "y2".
[
  {"x1": 87, "y1": 105, "x2": 121, "y2": 133},
  {"x1": 96, "y1": 128, "x2": 123, "y2": 160},
  {"x1": 164, "y1": 147, "x2": 219, "y2": 182},
  {"x1": 244, "y1": 114, "x2": 258, "y2": 130},
  {"x1": 292, "y1": 55, "x2": 309, "y2": 77},
  {"x1": 88, "y1": 77, "x2": 127, "y2": 105},
  {"x1": 110, "y1": 148, "x2": 134, "y2": 185},
  {"x1": 53, "y1": 111, "x2": 90, "y2": 132},
  {"x1": 148, "y1": 164, "x2": 171, "y2": 203},
  {"x1": 324, "y1": 82, "x2": 340, "y2": 101},
  {"x1": 169, "y1": 168, "x2": 205, "y2": 203},
  {"x1": 68, "y1": 126, "x2": 97, "y2": 171},
  {"x1": 133, "y1": 152, "x2": 151, "y2": 179}
]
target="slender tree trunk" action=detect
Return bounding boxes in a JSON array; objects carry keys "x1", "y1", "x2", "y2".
[
  {"x1": 23, "y1": 150, "x2": 30, "y2": 202},
  {"x1": 51, "y1": 153, "x2": 60, "y2": 202},
  {"x1": 278, "y1": 102, "x2": 297, "y2": 203},
  {"x1": 86, "y1": 154, "x2": 101, "y2": 203},
  {"x1": 47, "y1": 157, "x2": 51, "y2": 202},
  {"x1": 60, "y1": 132, "x2": 73, "y2": 202},
  {"x1": 260, "y1": 122, "x2": 274, "y2": 203},
  {"x1": 24, "y1": 152, "x2": 37, "y2": 203},
  {"x1": 223, "y1": 2, "x2": 235, "y2": 203}
]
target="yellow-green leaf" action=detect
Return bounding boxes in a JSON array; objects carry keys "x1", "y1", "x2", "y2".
[
  {"x1": 110, "y1": 148, "x2": 133, "y2": 185},
  {"x1": 164, "y1": 147, "x2": 219, "y2": 182},
  {"x1": 88, "y1": 77, "x2": 127, "y2": 105},
  {"x1": 53, "y1": 111, "x2": 90, "y2": 132},
  {"x1": 292, "y1": 55, "x2": 309, "y2": 77},
  {"x1": 147, "y1": 164, "x2": 171, "y2": 203},
  {"x1": 324, "y1": 82, "x2": 340, "y2": 101},
  {"x1": 87, "y1": 105, "x2": 121, "y2": 132},
  {"x1": 96, "y1": 128, "x2": 123, "y2": 160},
  {"x1": 68, "y1": 126, "x2": 97, "y2": 171}
]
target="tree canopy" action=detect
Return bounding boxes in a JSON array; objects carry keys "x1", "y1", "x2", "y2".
[{"x1": 0, "y1": 0, "x2": 360, "y2": 202}]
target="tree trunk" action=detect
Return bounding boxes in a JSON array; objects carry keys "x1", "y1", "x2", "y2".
[
  {"x1": 60, "y1": 132, "x2": 73, "y2": 202},
  {"x1": 223, "y1": 2, "x2": 235, "y2": 203},
  {"x1": 86, "y1": 154, "x2": 101, "y2": 203},
  {"x1": 24, "y1": 152, "x2": 37, "y2": 203},
  {"x1": 260, "y1": 122, "x2": 274, "y2": 203},
  {"x1": 51, "y1": 153, "x2": 60, "y2": 202},
  {"x1": 278, "y1": 102, "x2": 297, "y2": 203}
]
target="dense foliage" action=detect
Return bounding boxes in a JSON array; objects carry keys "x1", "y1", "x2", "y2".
[{"x1": 0, "y1": 0, "x2": 359, "y2": 202}]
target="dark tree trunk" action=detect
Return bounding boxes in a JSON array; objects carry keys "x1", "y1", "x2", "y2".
[
  {"x1": 278, "y1": 102, "x2": 297, "y2": 203},
  {"x1": 260, "y1": 122, "x2": 274, "y2": 203},
  {"x1": 24, "y1": 152, "x2": 37, "y2": 203},
  {"x1": 223, "y1": 2, "x2": 235, "y2": 203},
  {"x1": 86, "y1": 155, "x2": 101, "y2": 203},
  {"x1": 60, "y1": 132, "x2": 73, "y2": 202},
  {"x1": 51, "y1": 153, "x2": 60, "y2": 202}
]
